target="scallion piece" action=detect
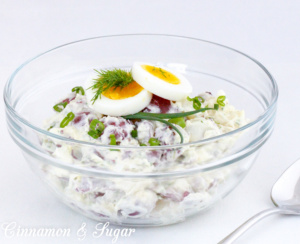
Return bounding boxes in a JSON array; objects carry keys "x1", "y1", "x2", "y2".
[
  {"x1": 140, "y1": 143, "x2": 147, "y2": 146},
  {"x1": 72, "y1": 86, "x2": 85, "y2": 95},
  {"x1": 123, "y1": 108, "x2": 214, "y2": 120},
  {"x1": 217, "y1": 96, "x2": 226, "y2": 107},
  {"x1": 88, "y1": 130, "x2": 100, "y2": 139},
  {"x1": 60, "y1": 112, "x2": 75, "y2": 128},
  {"x1": 149, "y1": 138, "x2": 160, "y2": 146},
  {"x1": 187, "y1": 96, "x2": 201, "y2": 110},
  {"x1": 87, "y1": 119, "x2": 105, "y2": 139},
  {"x1": 47, "y1": 125, "x2": 54, "y2": 131},
  {"x1": 131, "y1": 129, "x2": 138, "y2": 138},
  {"x1": 168, "y1": 117, "x2": 186, "y2": 128},
  {"x1": 214, "y1": 104, "x2": 219, "y2": 110},
  {"x1": 193, "y1": 99, "x2": 201, "y2": 110},
  {"x1": 198, "y1": 96, "x2": 205, "y2": 103},
  {"x1": 109, "y1": 134, "x2": 119, "y2": 151},
  {"x1": 109, "y1": 134, "x2": 117, "y2": 145},
  {"x1": 90, "y1": 119, "x2": 105, "y2": 133},
  {"x1": 53, "y1": 102, "x2": 68, "y2": 112}
]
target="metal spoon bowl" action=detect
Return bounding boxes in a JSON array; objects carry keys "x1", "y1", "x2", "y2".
[{"x1": 219, "y1": 158, "x2": 300, "y2": 244}]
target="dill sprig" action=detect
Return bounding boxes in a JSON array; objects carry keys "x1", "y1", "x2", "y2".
[{"x1": 89, "y1": 68, "x2": 134, "y2": 104}]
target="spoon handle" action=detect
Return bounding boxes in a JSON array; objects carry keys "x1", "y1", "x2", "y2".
[{"x1": 218, "y1": 208, "x2": 297, "y2": 244}]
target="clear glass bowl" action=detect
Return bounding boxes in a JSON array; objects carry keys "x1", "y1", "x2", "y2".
[{"x1": 4, "y1": 34, "x2": 278, "y2": 226}]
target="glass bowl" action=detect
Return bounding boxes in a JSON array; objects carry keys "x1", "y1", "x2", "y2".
[{"x1": 4, "y1": 34, "x2": 278, "y2": 226}]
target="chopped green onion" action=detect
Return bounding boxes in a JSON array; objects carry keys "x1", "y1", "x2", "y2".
[
  {"x1": 47, "y1": 125, "x2": 54, "y2": 131},
  {"x1": 53, "y1": 102, "x2": 68, "y2": 112},
  {"x1": 109, "y1": 134, "x2": 117, "y2": 145},
  {"x1": 123, "y1": 108, "x2": 214, "y2": 120},
  {"x1": 149, "y1": 138, "x2": 160, "y2": 146},
  {"x1": 193, "y1": 98, "x2": 201, "y2": 110},
  {"x1": 60, "y1": 112, "x2": 75, "y2": 128},
  {"x1": 140, "y1": 143, "x2": 147, "y2": 146},
  {"x1": 109, "y1": 134, "x2": 119, "y2": 151},
  {"x1": 187, "y1": 96, "x2": 201, "y2": 110},
  {"x1": 88, "y1": 130, "x2": 100, "y2": 139},
  {"x1": 168, "y1": 117, "x2": 186, "y2": 128},
  {"x1": 87, "y1": 119, "x2": 105, "y2": 139},
  {"x1": 217, "y1": 96, "x2": 226, "y2": 106},
  {"x1": 90, "y1": 119, "x2": 105, "y2": 132},
  {"x1": 214, "y1": 104, "x2": 219, "y2": 110},
  {"x1": 198, "y1": 96, "x2": 205, "y2": 103},
  {"x1": 72, "y1": 86, "x2": 85, "y2": 95},
  {"x1": 131, "y1": 129, "x2": 138, "y2": 138}
]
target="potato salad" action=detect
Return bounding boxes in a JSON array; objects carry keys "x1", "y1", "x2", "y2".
[{"x1": 41, "y1": 62, "x2": 248, "y2": 224}]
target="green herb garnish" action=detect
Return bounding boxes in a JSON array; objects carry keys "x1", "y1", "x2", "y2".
[
  {"x1": 87, "y1": 119, "x2": 105, "y2": 139},
  {"x1": 217, "y1": 96, "x2": 226, "y2": 107},
  {"x1": 123, "y1": 108, "x2": 214, "y2": 119},
  {"x1": 131, "y1": 129, "x2": 138, "y2": 138},
  {"x1": 90, "y1": 119, "x2": 105, "y2": 132},
  {"x1": 187, "y1": 96, "x2": 202, "y2": 110},
  {"x1": 149, "y1": 138, "x2": 160, "y2": 146},
  {"x1": 88, "y1": 130, "x2": 99, "y2": 139},
  {"x1": 198, "y1": 96, "x2": 205, "y2": 103},
  {"x1": 140, "y1": 143, "x2": 147, "y2": 146},
  {"x1": 89, "y1": 68, "x2": 134, "y2": 104},
  {"x1": 168, "y1": 117, "x2": 186, "y2": 128},
  {"x1": 214, "y1": 104, "x2": 219, "y2": 110},
  {"x1": 109, "y1": 134, "x2": 117, "y2": 145},
  {"x1": 72, "y1": 86, "x2": 85, "y2": 95},
  {"x1": 53, "y1": 102, "x2": 68, "y2": 112},
  {"x1": 109, "y1": 134, "x2": 120, "y2": 151},
  {"x1": 123, "y1": 108, "x2": 215, "y2": 143},
  {"x1": 47, "y1": 125, "x2": 54, "y2": 131},
  {"x1": 60, "y1": 112, "x2": 75, "y2": 128}
]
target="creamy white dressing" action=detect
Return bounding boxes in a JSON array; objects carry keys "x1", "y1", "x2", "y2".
[{"x1": 41, "y1": 90, "x2": 248, "y2": 224}]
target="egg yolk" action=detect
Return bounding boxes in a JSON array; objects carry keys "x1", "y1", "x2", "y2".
[
  {"x1": 103, "y1": 81, "x2": 143, "y2": 100},
  {"x1": 142, "y1": 65, "x2": 180, "y2": 85}
]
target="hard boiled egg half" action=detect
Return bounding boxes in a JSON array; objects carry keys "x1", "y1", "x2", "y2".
[
  {"x1": 132, "y1": 62, "x2": 192, "y2": 101},
  {"x1": 85, "y1": 77, "x2": 152, "y2": 116},
  {"x1": 85, "y1": 63, "x2": 192, "y2": 116}
]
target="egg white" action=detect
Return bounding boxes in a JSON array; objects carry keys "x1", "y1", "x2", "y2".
[
  {"x1": 132, "y1": 62, "x2": 192, "y2": 101},
  {"x1": 85, "y1": 77, "x2": 152, "y2": 116}
]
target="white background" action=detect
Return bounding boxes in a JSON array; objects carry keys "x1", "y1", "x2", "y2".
[{"x1": 1, "y1": 1, "x2": 300, "y2": 243}]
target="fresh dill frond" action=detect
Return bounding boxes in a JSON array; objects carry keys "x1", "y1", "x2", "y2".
[{"x1": 89, "y1": 68, "x2": 134, "y2": 104}]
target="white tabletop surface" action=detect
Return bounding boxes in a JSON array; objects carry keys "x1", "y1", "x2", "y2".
[{"x1": 1, "y1": 1, "x2": 300, "y2": 243}]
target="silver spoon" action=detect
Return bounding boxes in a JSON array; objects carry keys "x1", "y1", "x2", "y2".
[{"x1": 219, "y1": 158, "x2": 300, "y2": 244}]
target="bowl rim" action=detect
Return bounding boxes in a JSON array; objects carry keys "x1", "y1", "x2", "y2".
[{"x1": 4, "y1": 33, "x2": 278, "y2": 151}]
